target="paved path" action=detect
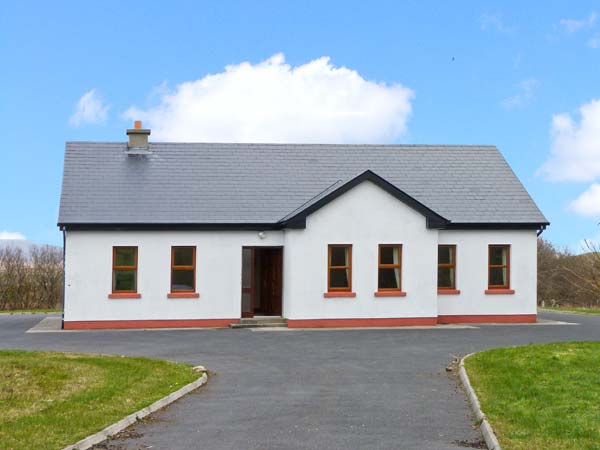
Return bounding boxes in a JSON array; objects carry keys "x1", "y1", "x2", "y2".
[{"x1": 1, "y1": 311, "x2": 598, "y2": 450}]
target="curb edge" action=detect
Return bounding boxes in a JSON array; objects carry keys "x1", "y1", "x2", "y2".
[
  {"x1": 62, "y1": 371, "x2": 208, "y2": 450},
  {"x1": 459, "y1": 353, "x2": 502, "y2": 450}
]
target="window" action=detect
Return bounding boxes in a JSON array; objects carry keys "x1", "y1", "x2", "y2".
[
  {"x1": 438, "y1": 245, "x2": 456, "y2": 290},
  {"x1": 112, "y1": 247, "x2": 137, "y2": 293},
  {"x1": 171, "y1": 246, "x2": 196, "y2": 293},
  {"x1": 378, "y1": 244, "x2": 402, "y2": 291},
  {"x1": 488, "y1": 245, "x2": 510, "y2": 289},
  {"x1": 328, "y1": 245, "x2": 352, "y2": 291}
]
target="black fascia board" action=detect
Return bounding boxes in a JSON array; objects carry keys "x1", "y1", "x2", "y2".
[
  {"x1": 58, "y1": 220, "x2": 549, "y2": 232},
  {"x1": 58, "y1": 222, "x2": 286, "y2": 231},
  {"x1": 443, "y1": 222, "x2": 549, "y2": 230}
]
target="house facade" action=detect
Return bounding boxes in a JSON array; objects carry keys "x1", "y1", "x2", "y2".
[{"x1": 58, "y1": 124, "x2": 548, "y2": 329}]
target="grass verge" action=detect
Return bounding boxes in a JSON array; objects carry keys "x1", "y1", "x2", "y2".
[
  {"x1": 0, "y1": 308, "x2": 62, "y2": 315},
  {"x1": 540, "y1": 306, "x2": 600, "y2": 315},
  {"x1": 465, "y1": 342, "x2": 600, "y2": 450},
  {"x1": 0, "y1": 350, "x2": 201, "y2": 450}
]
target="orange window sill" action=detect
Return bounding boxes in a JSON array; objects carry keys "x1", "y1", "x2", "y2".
[
  {"x1": 374, "y1": 291, "x2": 407, "y2": 297},
  {"x1": 108, "y1": 293, "x2": 141, "y2": 299},
  {"x1": 323, "y1": 292, "x2": 356, "y2": 298},
  {"x1": 485, "y1": 289, "x2": 515, "y2": 295},
  {"x1": 438, "y1": 289, "x2": 461, "y2": 295},
  {"x1": 167, "y1": 292, "x2": 200, "y2": 299}
]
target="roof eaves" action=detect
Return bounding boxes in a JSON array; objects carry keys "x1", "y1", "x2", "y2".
[
  {"x1": 58, "y1": 222, "x2": 285, "y2": 231},
  {"x1": 444, "y1": 222, "x2": 550, "y2": 230}
]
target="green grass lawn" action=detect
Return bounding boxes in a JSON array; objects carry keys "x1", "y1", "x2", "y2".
[
  {"x1": 540, "y1": 306, "x2": 600, "y2": 315},
  {"x1": 0, "y1": 350, "x2": 201, "y2": 450},
  {"x1": 0, "y1": 308, "x2": 62, "y2": 315},
  {"x1": 465, "y1": 342, "x2": 600, "y2": 450}
]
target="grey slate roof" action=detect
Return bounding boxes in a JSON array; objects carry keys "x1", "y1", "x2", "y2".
[{"x1": 58, "y1": 142, "x2": 548, "y2": 227}]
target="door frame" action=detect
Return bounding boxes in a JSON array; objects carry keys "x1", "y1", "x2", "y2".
[
  {"x1": 241, "y1": 247, "x2": 255, "y2": 318},
  {"x1": 241, "y1": 246, "x2": 284, "y2": 318}
]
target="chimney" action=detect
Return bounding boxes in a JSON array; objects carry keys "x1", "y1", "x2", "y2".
[{"x1": 126, "y1": 120, "x2": 151, "y2": 149}]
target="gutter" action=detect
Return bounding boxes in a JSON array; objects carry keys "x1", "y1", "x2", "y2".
[
  {"x1": 537, "y1": 224, "x2": 547, "y2": 236},
  {"x1": 58, "y1": 221, "x2": 550, "y2": 232}
]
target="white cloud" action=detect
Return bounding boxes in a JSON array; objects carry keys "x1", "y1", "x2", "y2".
[
  {"x1": 541, "y1": 99, "x2": 600, "y2": 220},
  {"x1": 588, "y1": 34, "x2": 600, "y2": 48},
  {"x1": 69, "y1": 89, "x2": 109, "y2": 126},
  {"x1": 559, "y1": 12, "x2": 597, "y2": 33},
  {"x1": 501, "y1": 78, "x2": 539, "y2": 109},
  {"x1": 124, "y1": 53, "x2": 415, "y2": 143},
  {"x1": 479, "y1": 13, "x2": 515, "y2": 34},
  {"x1": 538, "y1": 99, "x2": 600, "y2": 182},
  {"x1": 570, "y1": 183, "x2": 600, "y2": 216},
  {"x1": 0, "y1": 231, "x2": 26, "y2": 240}
]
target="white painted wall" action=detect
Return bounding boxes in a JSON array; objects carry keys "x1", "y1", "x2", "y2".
[
  {"x1": 64, "y1": 230, "x2": 284, "y2": 321},
  {"x1": 282, "y1": 181, "x2": 439, "y2": 320},
  {"x1": 64, "y1": 181, "x2": 539, "y2": 324},
  {"x1": 437, "y1": 230, "x2": 538, "y2": 316}
]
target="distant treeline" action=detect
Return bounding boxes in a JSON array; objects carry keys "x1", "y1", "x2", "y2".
[
  {"x1": 0, "y1": 245, "x2": 63, "y2": 311},
  {"x1": 538, "y1": 238, "x2": 600, "y2": 308}
]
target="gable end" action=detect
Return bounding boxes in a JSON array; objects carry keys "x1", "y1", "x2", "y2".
[{"x1": 278, "y1": 170, "x2": 450, "y2": 229}]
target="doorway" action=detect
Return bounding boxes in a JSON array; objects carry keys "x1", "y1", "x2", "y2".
[{"x1": 241, "y1": 247, "x2": 283, "y2": 318}]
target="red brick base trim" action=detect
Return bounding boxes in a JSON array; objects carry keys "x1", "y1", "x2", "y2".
[
  {"x1": 63, "y1": 319, "x2": 239, "y2": 330},
  {"x1": 287, "y1": 317, "x2": 438, "y2": 328},
  {"x1": 437, "y1": 314, "x2": 536, "y2": 324}
]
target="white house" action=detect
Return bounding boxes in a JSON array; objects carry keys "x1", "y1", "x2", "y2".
[{"x1": 58, "y1": 123, "x2": 548, "y2": 329}]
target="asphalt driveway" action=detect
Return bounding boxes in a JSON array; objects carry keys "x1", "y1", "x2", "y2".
[{"x1": 1, "y1": 311, "x2": 598, "y2": 450}]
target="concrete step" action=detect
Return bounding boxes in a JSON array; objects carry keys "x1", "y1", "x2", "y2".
[
  {"x1": 230, "y1": 322, "x2": 288, "y2": 329},
  {"x1": 241, "y1": 316, "x2": 286, "y2": 324},
  {"x1": 230, "y1": 317, "x2": 288, "y2": 328}
]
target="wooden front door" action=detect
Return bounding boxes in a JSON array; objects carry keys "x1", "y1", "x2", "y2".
[
  {"x1": 241, "y1": 247, "x2": 283, "y2": 318},
  {"x1": 260, "y1": 248, "x2": 282, "y2": 316}
]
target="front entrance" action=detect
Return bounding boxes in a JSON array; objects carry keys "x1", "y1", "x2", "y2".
[{"x1": 241, "y1": 247, "x2": 283, "y2": 318}]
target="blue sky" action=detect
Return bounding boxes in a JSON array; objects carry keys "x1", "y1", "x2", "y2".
[{"x1": 1, "y1": 1, "x2": 599, "y2": 248}]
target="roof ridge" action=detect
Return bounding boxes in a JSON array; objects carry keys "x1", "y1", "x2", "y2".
[{"x1": 65, "y1": 141, "x2": 498, "y2": 148}]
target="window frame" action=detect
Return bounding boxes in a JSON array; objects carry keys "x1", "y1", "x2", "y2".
[
  {"x1": 327, "y1": 244, "x2": 352, "y2": 292},
  {"x1": 112, "y1": 246, "x2": 138, "y2": 294},
  {"x1": 170, "y1": 246, "x2": 197, "y2": 293},
  {"x1": 377, "y1": 244, "x2": 403, "y2": 292},
  {"x1": 488, "y1": 244, "x2": 510, "y2": 290},
  {"x1": 437, "y1": 245, "x2": 456, "y2": 290}
]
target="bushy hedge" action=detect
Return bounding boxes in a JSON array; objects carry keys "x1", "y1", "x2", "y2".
[{"x1": 0, "y1": 246, "x2": 63, "y2": 311}]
